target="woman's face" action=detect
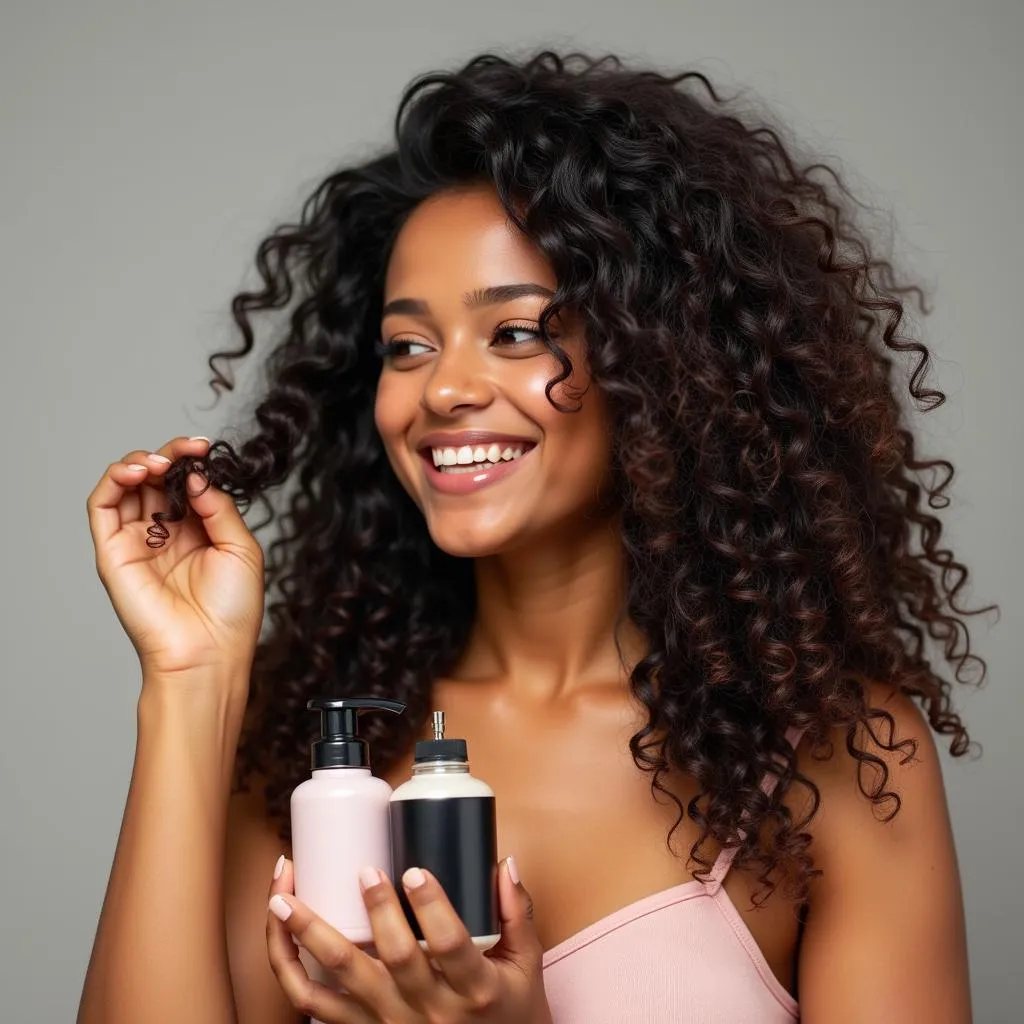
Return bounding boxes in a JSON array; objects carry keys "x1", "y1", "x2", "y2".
[{"x1": 374, "y1": 184, "x2": 612, "y2": 558}]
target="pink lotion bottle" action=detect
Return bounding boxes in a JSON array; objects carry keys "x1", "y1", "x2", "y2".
[{"x1": 290, "y1": 697, "x2": 406, "y2": 946}]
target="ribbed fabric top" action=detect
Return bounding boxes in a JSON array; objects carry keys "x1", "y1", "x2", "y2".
[{"x1": 541, "y1": 727, "x2": 804, "y2": 1023}]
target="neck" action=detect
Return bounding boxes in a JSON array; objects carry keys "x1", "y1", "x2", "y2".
[{"x1": 454, "y1": 513, "x2": 648, "y2": 701}]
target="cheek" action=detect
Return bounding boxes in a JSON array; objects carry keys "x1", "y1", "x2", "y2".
[
  {"x1": 373, "y1": 377, "x2": 417, "y2": 489},
  {"x1": 374, "y1": 374, "x2": 409, "y2": 445},
  {"x1": 528, "y1": 373, "x2": 612, "y2": 496}
]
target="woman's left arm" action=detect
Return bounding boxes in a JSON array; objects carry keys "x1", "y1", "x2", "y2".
[{"x1": 797, "y1": 685, "x2": 972, "y2": 1024}]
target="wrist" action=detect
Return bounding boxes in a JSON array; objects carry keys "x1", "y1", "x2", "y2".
[
  {"x1": 141, "y1": 659, "x2": 252, "y2": 698},
  {"x1": 137, "y1": 667, "x2": 251, "y2": 785},
  {"x1": 139, "y1": 664, "x2": 251, "y2": 732}
]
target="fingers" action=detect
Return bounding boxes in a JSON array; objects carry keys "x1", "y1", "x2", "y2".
[
  {"x1": 267, "y1": 866, "x2": 405, "y2": 1024},
  {"x1": 359, "y1": 867, "x2": 443, "y2": 1010},
  {"x1": 492, "y1": 856, "x2": 543, "y2": 966},
  {"x1": 393, "y1": 867, "x2": 497, "y2": 1009},
  {"x1": 266, "y1": 857, "x2": 378, "y2": 1024},
  {"x1": 87, "y1": 436, "x2": 211, "y2": 547}
]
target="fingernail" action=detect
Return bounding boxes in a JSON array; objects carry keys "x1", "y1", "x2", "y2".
[
  {"x1": 273, "y1": 854, "x2": 285, "y2": 880},
  {"x1": 147, "y1": 453, "x2": 171, "y2": 464},
  {"x1": 186, "y1": 472, "x2": 208, "y2": 496},
  {"x1": 268, "y1": 894, "x2": 293, "y2": 921},
  {"x1": 126, "y1": 464, "x2": 147, "y2": 472},
  {"x1": 189, "y1": 436, "x2": 210, "y2": 443},
  {"x1": 506, "y1": 855, "x2": 520, "y2": 886},
  {"x1": 359, "y1": 866, "x2": 382, "y2": 891},
  {"x1": 402, "y1": 866, "x2": 426, "y2": 890}
]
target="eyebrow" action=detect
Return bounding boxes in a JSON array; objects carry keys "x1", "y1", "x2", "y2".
[{"x1": 381, "y1": 283, "x2": 555, "y2": 319}]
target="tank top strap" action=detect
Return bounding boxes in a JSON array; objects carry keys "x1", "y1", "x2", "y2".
[{"x1": 705, "y1": 724, "x2": 806, "y2": 894}]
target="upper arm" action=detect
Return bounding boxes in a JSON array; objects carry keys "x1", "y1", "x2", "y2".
[
  {"x1": 797, "y1": 684, "x2": 971, "y2": 1024},
  {"x1": 224, "y1": 781, "x2": 302, "y2": 1024}
]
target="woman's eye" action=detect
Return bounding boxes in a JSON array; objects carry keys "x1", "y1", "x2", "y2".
[
  {"x1": 375, "y1": 339, "x2": 432, "y2": 359},
  {"x1": 493, "y1": 324, "x2": 544, "y2": 348}
]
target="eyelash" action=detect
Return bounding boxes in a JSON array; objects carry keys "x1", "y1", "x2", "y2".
[{"x1": 374, "y1": 321, "x2": 546, "y2": 360}]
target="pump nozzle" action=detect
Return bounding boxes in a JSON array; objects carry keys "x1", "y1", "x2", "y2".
[
  {"x1": 414, "y1": 708, "x2": 468, "y2": 764},
  {"x1": 307, "y1": 697, "x2": 406, "y2": 769}
]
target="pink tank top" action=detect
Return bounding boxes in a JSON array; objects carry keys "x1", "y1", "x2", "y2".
[{"x1": 541, "y1": 727, "x2": 804, "y2": 1023}]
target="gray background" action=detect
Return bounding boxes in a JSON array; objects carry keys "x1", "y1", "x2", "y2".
[{"x1": 2, "y1": 1, "x2": 1021, "y2": 1020}]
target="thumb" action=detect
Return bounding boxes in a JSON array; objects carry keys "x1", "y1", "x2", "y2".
[
  {"x1": 186, "y1": 470, "x2": 259, "y2": 557},
  {"x1": 493, "y1": 856, "x2": 541, "y2": 965}
]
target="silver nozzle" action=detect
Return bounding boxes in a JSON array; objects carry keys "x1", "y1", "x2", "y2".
[{"x1": 432, "y1": 710, "x2": 445, "y2": 741}]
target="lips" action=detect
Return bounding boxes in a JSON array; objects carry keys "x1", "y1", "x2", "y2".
[
  {"x1": 413, "y1": 430, "x2": 538, "y2": 496},
  {"x1": 416, "y1": 430, "x2": 538, "y2": 454}
]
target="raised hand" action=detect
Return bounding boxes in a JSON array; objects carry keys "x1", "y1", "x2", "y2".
[{"x1": 86, "y1": 436, "x2": 265, "y2": 677}]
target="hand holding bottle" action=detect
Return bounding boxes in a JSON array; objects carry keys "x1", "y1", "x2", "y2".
[
  {"x1": 266, "y1": 854, "x2": 554, "y2": 1024},
  {"x1": 86, "y1": 435, "x2": 265, "y2": 679}
]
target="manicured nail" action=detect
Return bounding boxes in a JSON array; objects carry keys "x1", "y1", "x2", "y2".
[
  {"x1": 147, "y1": 453, "x2": 171, "y2": 464},
  {"x1": 189, "y1": 436, "x2": 210, "y2": 443},
  {"x1": 126, "y1": 464, "x2": 147, "y2": 472},
  {"x1": 359, "y1": 866, "x2": 382, "y2": 891},
  {"x1": 268, "y1": 894, "x2": 293, "y2": 921},
  {"x1": 506, "y1": 855, "x2": 520, "y2": 886},
  {"x1": 402, "y1": 867, "x2": 427, "y2": 890},
  {"x1": 273, "y1": 854, "x2": 285, "y2": 880}
]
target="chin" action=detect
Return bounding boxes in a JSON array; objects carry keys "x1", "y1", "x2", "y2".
[{"x1": 424, "y1": 518, "x2": 520, "y2": 559}]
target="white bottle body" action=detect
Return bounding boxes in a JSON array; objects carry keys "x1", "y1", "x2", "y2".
[
  {"x1": 390, "y1": 765, "x2": 500, "y2": 951},
  {"x1": 389, "y1": 769, "x2": 494, "y2": 802},
  {"x1": 290, "y1": 767, "x2": 393, "y2": 945}
]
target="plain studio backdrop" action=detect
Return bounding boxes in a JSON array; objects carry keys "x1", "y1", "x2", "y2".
[{"x1": 2, "y1": 2, "x2": 1021, "y2": 1021}]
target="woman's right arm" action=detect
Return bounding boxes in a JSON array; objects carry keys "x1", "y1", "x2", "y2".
[{"x1": 78, "y1": 437, "x2": 298, "y2": 1024}]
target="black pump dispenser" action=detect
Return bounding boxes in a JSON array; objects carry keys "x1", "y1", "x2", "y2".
[{"x1": 307, "y1": 697, "x2": 406, "y2": 769}]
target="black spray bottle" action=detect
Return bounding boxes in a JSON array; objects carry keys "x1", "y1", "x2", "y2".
[{"x1": 389, "y1": 711, "x2": 500, "y2": 950}]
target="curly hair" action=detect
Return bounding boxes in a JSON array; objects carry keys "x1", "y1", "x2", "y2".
[{"x1": 150, "y1": 49, "x2": 990, "y2": 902}]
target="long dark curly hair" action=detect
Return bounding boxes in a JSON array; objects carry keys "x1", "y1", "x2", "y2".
[{"x1": 151, "y1": 49, "x2": 990, "y2": 901}]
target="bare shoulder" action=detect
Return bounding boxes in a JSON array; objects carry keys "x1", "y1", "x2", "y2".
[
  {"x1": 224, "y1": 777, "x2": 300, "y2": 1024},
  {"x1": 798, "y1": 681, "x2": 949, "y2": 851},
  {"x1": 792, "y1": 681, "x2": 971, "y2": 1023}
]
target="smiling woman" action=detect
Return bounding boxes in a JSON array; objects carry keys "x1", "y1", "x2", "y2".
[
  {"x1": 81, "y1": 49, "x2": 981, "y2": 1024},
  {"x1": 374, "y1": 187, "x2": 611, "y2": 555}
]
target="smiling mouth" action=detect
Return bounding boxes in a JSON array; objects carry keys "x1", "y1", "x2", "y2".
[{"x1": 419, "y1": 441, "x2": 537, "y2": 473}]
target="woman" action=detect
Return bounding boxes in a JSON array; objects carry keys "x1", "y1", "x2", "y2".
[{"x1": 79, "y1": 50, "x2": 981, "y2": 1023}]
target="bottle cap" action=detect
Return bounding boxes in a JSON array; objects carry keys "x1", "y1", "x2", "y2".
[
  {"x1": 413, "y1": 710, "x2": 468, "y2": 763},
  {"x1": 307, "y1": 697, "x2": 406, "y2": 769}
]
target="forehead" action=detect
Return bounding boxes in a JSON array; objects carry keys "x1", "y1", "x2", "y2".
[{"x1": 384, "y1": 186, "x2": 556, "y2": 297}]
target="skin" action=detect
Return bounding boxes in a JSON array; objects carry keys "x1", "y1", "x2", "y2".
[{"x1": 79, "y1": 184, "x2": 971, "y2": 1023}]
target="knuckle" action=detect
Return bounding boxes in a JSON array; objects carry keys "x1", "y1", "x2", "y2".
[
  {"x1": 465, "y1": 982, "x2": 497, "y2": 1012},
  {"x1": 378, "y1": 938, "x2": 419, "y2": 971},
  {"x1": 318, "y1": 941, "x2": 354, "y2": 974},
  {"x1": 428, "y1": 929, "x2": 467, "y2": 957},
  {"x1": 293, "y1": 981, "x2": 320, "y2": 1017}
]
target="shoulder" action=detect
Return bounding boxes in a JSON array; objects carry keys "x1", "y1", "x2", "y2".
[
  {"x1": 791, "y1": 681, "x2": 971, "y2": 1023},
  {"x1": 798, "y1": 680, "x2": 948, "y2": 856}
]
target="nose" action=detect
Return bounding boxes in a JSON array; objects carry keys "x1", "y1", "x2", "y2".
[{"x1": 420, "y1": 337, "x2": 495, "y2": 417}]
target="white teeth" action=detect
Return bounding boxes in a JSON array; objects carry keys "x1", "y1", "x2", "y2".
[{"x1": 428, "y1": 442, "x2": 530, "y2": 470}]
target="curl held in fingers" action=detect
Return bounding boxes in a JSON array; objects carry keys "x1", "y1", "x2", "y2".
[{"x1": 87, "y1": 436, "x2": 211, "y2": 545}]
